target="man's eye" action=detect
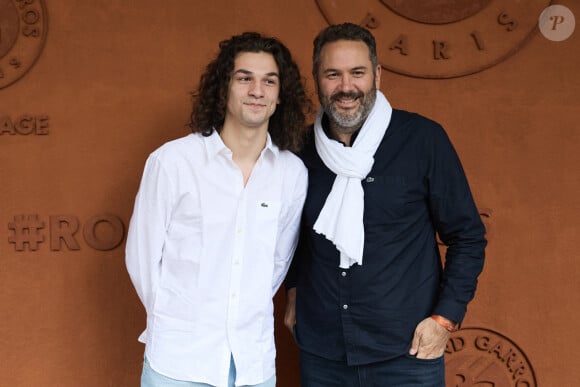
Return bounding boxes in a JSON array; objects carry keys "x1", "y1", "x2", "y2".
[
  {"x1": 353, "y1": 71, "x2": 365, "y2": 77},
  {"x1": 238, "y1": 77, "x2": 251, "y2": 82},
  {"x1": 265, "y1": 79, "x2": 277, "y2": 85}
]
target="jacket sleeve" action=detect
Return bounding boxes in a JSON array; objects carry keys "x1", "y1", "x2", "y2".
[
  {"x1": 125, "y1": 154, "x2": 174, "y2": 315},
  {"x1": 427, "y1": 125, "x2": 487, "y2": 324}
]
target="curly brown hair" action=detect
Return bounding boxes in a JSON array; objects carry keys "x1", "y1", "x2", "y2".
[{"x1": 190, "y1": 32, "x2": 311, "y2": 152}]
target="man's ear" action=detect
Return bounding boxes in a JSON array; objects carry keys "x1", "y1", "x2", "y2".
[
  {"x1": 375, "y1": 65, "x2": 382, "y2": 88},
  {"x1": 313, "y1": 75, "x2": 320, "y2": 96}
]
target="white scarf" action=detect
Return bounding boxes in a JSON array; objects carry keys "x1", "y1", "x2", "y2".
[{"x1": 313, "y1": 90, "x2": 392, "y2": 268}]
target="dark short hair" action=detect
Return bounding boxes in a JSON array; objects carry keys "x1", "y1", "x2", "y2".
[
  {"x1": 189, "y1": 32, "x2": 311, "y2": 152},
  {"x1": 312, "y1": 23, "x2": 378, "y2": 79}
]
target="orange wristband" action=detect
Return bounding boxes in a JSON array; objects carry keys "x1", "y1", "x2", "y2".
[{"x1": 431, "y1": 314, "x2": 458, "y2": 332}]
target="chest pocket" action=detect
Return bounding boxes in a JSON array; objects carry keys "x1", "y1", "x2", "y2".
[
  {"x1": 252, "y1": 200, "x2": 282, "y2": 258},
  {"x1": 363, "y1": 175, "x2": 418, "y2": 221}
]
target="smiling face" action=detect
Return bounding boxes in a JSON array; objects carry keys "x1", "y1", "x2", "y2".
[
  {"x1": 316, "y1": 40, "x2": 381, "y2": 142},
  {"x1": 225, "y1": 51, "x2": 280, "y2": 133}
]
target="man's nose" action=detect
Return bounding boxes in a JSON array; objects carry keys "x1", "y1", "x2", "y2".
[
  {"x1": 339, "y1": 75, "x2": 355, "y2": 92},
  {"x1": 249, "y1": 81, "x2": 264, "y2": 98}
]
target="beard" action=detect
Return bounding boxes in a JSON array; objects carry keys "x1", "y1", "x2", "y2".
[{"x1": 319, "y1": 86, "x2": 377, "y2": 133}]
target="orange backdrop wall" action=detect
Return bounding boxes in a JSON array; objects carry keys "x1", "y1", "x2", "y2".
[{"x1": 1, "y1": 1, "x2": 578, "y2": 386}]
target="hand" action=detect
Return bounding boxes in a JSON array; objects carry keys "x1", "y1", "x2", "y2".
[
  {"x1": 408, "y1": 316, "x2": 450, "y2": 359},
  {"x1": 284, "y1": 288, "x2": 297, "y2": 335}
]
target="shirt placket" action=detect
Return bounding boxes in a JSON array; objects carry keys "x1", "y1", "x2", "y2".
[{"x1": 339, "y1": 267, "x2": 356, "y2": 360}]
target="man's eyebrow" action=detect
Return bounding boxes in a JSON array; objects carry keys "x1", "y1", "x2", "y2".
[
  {"x1": 234, "y1": 69, "x2": 252, "y2": 75},
  {"x1": 233, "y1": 69, "x2": 279, "y2": 77},
  {"x1": 323, "y1": 66, "x2": 368, "y2": 73}
]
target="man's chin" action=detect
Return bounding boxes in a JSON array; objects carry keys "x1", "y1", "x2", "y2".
[{"x1": 330, "y1": 110, "x2": 362, "y2": 126}]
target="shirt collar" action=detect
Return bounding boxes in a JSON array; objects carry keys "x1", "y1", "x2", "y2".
[
  {"x1": 262, "y1": 132, "x2": 280, "y2": 158},
  {"x1": 203, "y1": 130, "x2": 229, "y2": 161},
  {"x1": 203, "y1": 129, "x2": 279, "y2": 163}
]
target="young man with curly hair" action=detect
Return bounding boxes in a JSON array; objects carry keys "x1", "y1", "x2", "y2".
[{"x1": 126, "y1": 32, "x2": 310, "y2": 387}]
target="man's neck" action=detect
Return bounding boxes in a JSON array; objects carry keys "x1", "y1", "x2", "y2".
[
  {"x1": 325, "y1": 116, "x2": 361, "y2": 147},
  {"x1": 220, "y1": 123, "x2": 268, "y2": 185}
]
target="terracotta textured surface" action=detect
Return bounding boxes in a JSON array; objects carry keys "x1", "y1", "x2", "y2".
[{"x1": 1, "y1": 1, "x2": 578, "y2": 386}]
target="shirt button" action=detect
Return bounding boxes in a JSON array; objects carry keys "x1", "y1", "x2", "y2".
[
  {"x1": 231, "y1": 294, "x2": 237, "y2": 299},
  {"x1": 343, "y1": 304, "x2": 348, "y2": 310},
  {"x1": 341, "y1": 271, "x2": 347, "y2": 277}
]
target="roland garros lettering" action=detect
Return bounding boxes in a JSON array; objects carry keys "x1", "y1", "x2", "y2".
[
  {"x1": 445, "y1": 328, "x2": 536, "y2": 387},
  {"x1": 475, "y1": 335, "x2": 529, "y2": 383},
  {"x1": 16, "y1": 0, "x2": 43, "y2": 37},
  {"x1": 0, "y1": 114, "x2": 49, "y2": 135},
  {"x1": 7, "y1": 213, "x2": 126, "y2": 251},
  {"x1": 316, "y1": 0, "x2": 550, "y2": 78},
  {"x1": 0, "y1": 0, "x2": 47, "y2": 89}
]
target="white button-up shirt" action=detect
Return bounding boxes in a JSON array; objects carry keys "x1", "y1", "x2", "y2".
[{"x1": 125, "y1": 132, "x2": 307, "y2": 387}]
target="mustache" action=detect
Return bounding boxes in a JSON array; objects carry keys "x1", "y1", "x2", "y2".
[{"x1": 330, "y1": 91, "x2": 363, "y2": 102}]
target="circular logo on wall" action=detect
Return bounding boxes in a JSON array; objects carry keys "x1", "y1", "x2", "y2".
[
  {"x1": 315, "y1": 0, "x2": 552, "y2": 78},
  {"x1": 0, "y1": 0, "x2": 48, "y2": 89},
  {"x1": 445, "y1": 327, "x2": 537, "y2": 386}
]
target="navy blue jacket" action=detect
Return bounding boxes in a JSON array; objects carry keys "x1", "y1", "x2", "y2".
[{"x1": 286, "y1": 109, "x2": 486, "y2": 365}]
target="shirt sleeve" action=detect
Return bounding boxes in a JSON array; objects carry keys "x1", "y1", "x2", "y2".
[
  {"x1": 271, "y1": 163, "x2": 308, "y2": 294},
  {"x1": 125, "y1": 154, "x2": 174, "y2": 315},
  {"x1": 283, "y1": 220, "x2": 305, "y2": 290},
  {"x1": 427, "y1": 125, "x2": 487, "y2": 324}
]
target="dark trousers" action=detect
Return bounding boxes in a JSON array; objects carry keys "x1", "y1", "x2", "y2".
[{"x1": 299, "y1": 350, "x2": 445, "y2": 387}]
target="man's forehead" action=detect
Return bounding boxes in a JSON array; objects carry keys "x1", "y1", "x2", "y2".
[
  {"x1": 320, "y1": 43, "x2": 372, "y2": 70},
  {"x1": 233, "y1": 51, "x2": 279, "y2": 74},
  {"x1": 320, "y1": 40, "x2": 370, "y2": 56}
]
